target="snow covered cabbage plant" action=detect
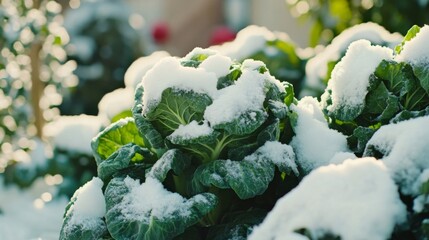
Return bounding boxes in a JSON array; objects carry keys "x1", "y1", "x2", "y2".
[
  {"x1": 60, "y1": 48, "x2": 299, "y2": 239},
  {"x1": 239, "y1": 24, "x2": 429, "y2": 240},
  {"x1": 213, "y1": 25, "x2": 306, "y2": 95},
  {"x1": 321, "y1": 25, "x2": 429, "y2": 155},
  {"x1": 303, "y1": 22, "x2": 403, "y2": 97}
]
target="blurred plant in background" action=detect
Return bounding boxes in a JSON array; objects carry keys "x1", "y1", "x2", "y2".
[
  {"x1": 213, "y1": 25, "x2": 307, "y2": 95},
  {"x1": 286, "y1": 0, "x2": 429, "y2": 46},
  {"x1": 59, "y1": 0, "x2": 143, "y2": 115},
  {"x1": 0, "y1": 0, "x2": 77, "y2": 176}
]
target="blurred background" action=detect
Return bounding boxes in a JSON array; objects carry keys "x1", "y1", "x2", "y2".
[{"x1": 1, "y1": 0, "x2": 428, "y2": 238}]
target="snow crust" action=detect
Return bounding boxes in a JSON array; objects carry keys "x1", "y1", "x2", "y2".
[
  {"x1": 61, "y1": 178, "x2": 106, "y2": 238},
  {"x1": 98, "y1": 88, "x2": 134, "y2": 121},
  {"x1": 67, "y1": 177, "x2": 106, "y2": 220},
  {"x1": 249, "y1": 158, "x2": 406, "y2": 240},
  {"x1": 365, "y1": 116, "x2": 429, "y2": 195},
  {"x1": 124, "y1": 51, "x2": 170, "y2": 89},
  {"x1": 321, "y1": 40, "x2": 393, "y2": 115},
  {"x1": 204, "y1": 61, "x2": 270, "y2": 126},
  {"x1": 290, "y1": 97, "x2": 350, "y2": 173},
  {"x1": 396, "y1": 25, "x2": 429, "y2": 64},
  {"x1": 141, "y1": 57, "x2": 219, "y2": 114},
  {"x1": 44, "y1": 115, "x2": 103, "y2": 154},
  {"x1": 119, "y1": 177, "x2": 192, "y2": 222},
  {"x1": 169, "y1": 120, "x2": 213, "y2": 141},
  {"x1": 249, "y1": 141, "x2": 298, "y2": 175},
  {"x1": 199, "y1": 54, "x2": 232, "y2": 78},
  {"x1": 305, "y1": 22, "x2": 402, "y2": 94}
]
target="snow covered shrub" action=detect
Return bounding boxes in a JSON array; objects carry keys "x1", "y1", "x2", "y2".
[
  {"x1": 123, "y1": 51, "x2": 171, "y2": 90},
  {"x1": 43, "y1": 115, "x2": 103, "y2": 196},
  {"x1": 60, "y1": 48, "x2": 299, "y2": 239},
  {"x1": 213, "y1": 25, "x2": 306, "y2": 95},
  {"x1": 303, "y1": 22, "x2": 402, "y2": 97},
  {"x1": 249, "y1": 158, "x2": 406, "y2": 240},
  {"x1": 321, "y1": 25, "x2": 429, "y2": 155},
  {"x1": 60, "y1": 0, "x2": 143, "y2": 115},
  {"x1": 0, "y1": 0, "x2": 76, "y2": 177}
]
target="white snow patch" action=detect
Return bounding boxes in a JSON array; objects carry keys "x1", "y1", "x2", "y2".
[
  {"x1": 119, "y1": 177, "x2": 193, "y2": 222},
  {"x1": 67, "y1": 177, "x2": 106, "y2": 220},
  {"x1": 365, "y1": 116, "x2": 429, "y2": 195},
  {"x1": 44, "y1": 115, "x2": 103, "y2": 154},
  {"x1": 321, "y1": 40, "x2": 393, "y2": 115},
  {"x1": 290, "y1": 97, "x2": 350, "y2": 173},
  {"x1": 199, "y1": 54, "x2": 233, "y2": 78},
  {"x1": 305, "y1": 22, "x2": 402, "y2": 95},
  {"x1": 0, "y1": 177, "x2": 68, "y2": 240},
  {"x1": 249, "y1": 158, "x2": 406, "y2": 240},
  {"x1": 396, "y1": 25, "x2": 429, "y2": 64},
  {"x1": 141, "y1": 57, "x2": 218, "y2": 114},
  {"x1": 183, "y1": 47, "x2": 217, "y2": 60},
  {"x1": 329, "y1": 151, "x2": 357, "y2": 165},
  {"x1": 204, "y1": 61, "x2": 271, "y2": 126},
  {"x1": 98, "y1": 88, "x2": 134, "y2": 121},
  {"x1": 169, "y1": 121, "x2": 213, "y2": 141},
  {"x1": 124, "y1": 51, "x2": 170, "y2": 89},
  {"x1": 249, "y1": 141, "x2": 298, "y2": 175},
  {"x1": 212, "y1": 25, "x2": 281, "y2": 60}
]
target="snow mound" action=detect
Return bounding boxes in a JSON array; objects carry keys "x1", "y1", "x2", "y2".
[
  {"x1": 290, "y1": 97, "x2": 350, "y2": 173},
  {"x1": 305, "y1": 22, "x2": 402, "y2": 94},
  {"x1": 67, "y1": 177, "x2": 105, "y2": 220},
  {"x1": 44, "y1": 115, "x2": 103, "y2": 154},
  {"x1": 124, "y1": 51, "x2": 170, "y2": 89},
  {"x1": 98, "y1": 88, "x2": 134, "y2": 121},
  {"x1": 396, "y1": 25, "x2": 429, "y2": 64},
  {"x1": 321, "y1": 40, "x2": 393, "y2": 116},
  {"x1": 212, "y1": 25, "x2": 280, "y2": 61},
  {"x1": 249, "y1": 158, "x2": 406, "y2": 240},
  {"x1": 141, "y1": 56, "x2": 219, "y2": 114},
  {"x1": 364, "y1": 116, "x2": 429, "y2": 195},
  {"x1": 0, "y1": 178, "x2": 68, "y2": 240}
]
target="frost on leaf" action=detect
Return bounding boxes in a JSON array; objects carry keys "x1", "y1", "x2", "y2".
[
  {"x1": 104, "y1": 177, "x2": 217, "y2": 240},
  {"x1": 60, "y1": 177, "x2": 107, "y2": 240}
]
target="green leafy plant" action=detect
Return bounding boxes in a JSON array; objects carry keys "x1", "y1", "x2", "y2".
[
  {"x1": 60, "y1": 49, "x2": 298, "y2": 239},
  {"x1": 214, "y1": 25, "x2": 306, "y2": 95},
  {"x1": 321, "y1": 25, "x2": 429, "y2": 155},
  {"x1": 286, "y1": 0, "x2": 429, "y2": 46},
  {"x1": 303, "y1": 22, "x2": 402, "y2": 97}
]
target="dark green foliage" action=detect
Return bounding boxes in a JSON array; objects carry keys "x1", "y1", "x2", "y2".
[
  {"x1": 60, "y1": 0, "x2": 143, "y2": 115},
  {"x1": 104, "y1": 177, "x2": 217, "y2": 240},
  {"x1": 323, "y1": 30, "x2": 429, "y2": 155},
  {"x1": 60, "y1": 51, "x2": 297, "y2": 239}
]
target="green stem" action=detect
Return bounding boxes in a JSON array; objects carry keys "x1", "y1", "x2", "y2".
[{"x1": 199, "y1": 187, "x2": 236, "y2": 226}]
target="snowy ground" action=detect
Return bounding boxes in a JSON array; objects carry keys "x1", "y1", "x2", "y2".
[{"x1": 0, "y1": 177, "x2": 68, "y2": 240}]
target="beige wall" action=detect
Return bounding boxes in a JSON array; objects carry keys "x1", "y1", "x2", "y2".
[
  {"x1": 251, "y1": 0, "x2": 311, "y2": 48},
  {"x1": 125, "y1": 0, "x2": 311, "y2": 54}
]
